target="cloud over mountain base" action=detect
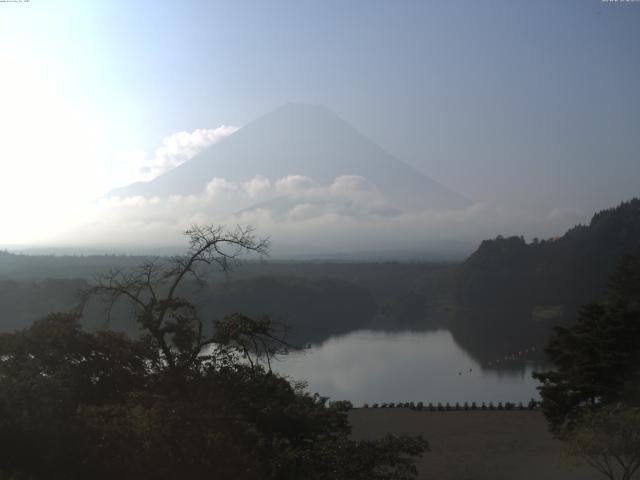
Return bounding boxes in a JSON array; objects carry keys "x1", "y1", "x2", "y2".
[{"x1": 48, "y1": 174, "x2": 587, "y2": 259}]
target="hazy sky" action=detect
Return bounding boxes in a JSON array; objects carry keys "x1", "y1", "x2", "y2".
[{"x1": 0, "y1": 0, "x2": 638, "y2": 247}]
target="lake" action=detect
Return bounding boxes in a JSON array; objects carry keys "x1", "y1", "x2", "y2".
[{"x1": 273, "y1": 329, "x2": 544, "y2": 406}]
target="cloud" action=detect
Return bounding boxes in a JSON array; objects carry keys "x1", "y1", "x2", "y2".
[
  {"x1": 136, "y1": 126, "x2": 239, "y2": 181},
  {"x1": 267, "y1": 174, "x2": 386, "y2": 213},
  {"x1": 52, "y1": 172, "x2": 589, "y2": 258},
  {"x1": 274, "y1": 175, "x2": 317, "y2": 194},
  {"x1": 243, "y1": 176, "x2": 273, "y2": 200}
]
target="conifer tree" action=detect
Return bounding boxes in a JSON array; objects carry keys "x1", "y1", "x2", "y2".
[{"x1": 534, "y1": 254, "x2": 640, "y2": 434}]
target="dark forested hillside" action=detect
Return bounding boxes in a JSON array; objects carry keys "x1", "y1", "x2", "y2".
[
  {"x1": 453, "y1": 199, "x2": 640, "y2": 362},
  {"x1": 0, "y1": 278, "x2": 87, "y2": 331},
  {"x1": 0, "y1": 251, "x2": 146, "y2": 281},
  {"x1": 197, "y1": 276, "x2": 377, "y2": 344},
  {"x1": 0, "y1": 257, "x2": 455, "y2": 346}
]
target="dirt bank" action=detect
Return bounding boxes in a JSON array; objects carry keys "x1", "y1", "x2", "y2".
[{"x1": 349, "y1": 409, "x2": 601, "y2": 480}]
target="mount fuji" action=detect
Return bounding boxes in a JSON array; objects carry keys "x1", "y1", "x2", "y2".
[{"x1": 108, "y1": 103, "x2": 470, "y2": 213}]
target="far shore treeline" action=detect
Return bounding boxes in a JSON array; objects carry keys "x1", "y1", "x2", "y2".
[{"x1": 1, "y1": 198, "x2": 639, "y2": 365}]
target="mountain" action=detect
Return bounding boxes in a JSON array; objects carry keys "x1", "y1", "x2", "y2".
[{"x1": 108, "y1": 103, "x2": 470, "y2": 211}]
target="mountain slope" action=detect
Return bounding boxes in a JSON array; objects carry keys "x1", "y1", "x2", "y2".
[
  {"x1": 108, "y1": 103, "x2": 470, "y2": 211},
  {"x1": 450, "y1": 198, "x2": 640, "y2": 362}
]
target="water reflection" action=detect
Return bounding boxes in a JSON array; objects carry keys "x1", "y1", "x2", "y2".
[{"x1": 273, "y1": 329, "x2": 544, "y2": 406}]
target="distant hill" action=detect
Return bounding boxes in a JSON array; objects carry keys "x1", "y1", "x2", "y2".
[
  {"x1": 452, "y1": 198, "x2": 640, "y2": 361},
  {"x1": 108, "y1": 103, "x2": 470, "y2": 212}
]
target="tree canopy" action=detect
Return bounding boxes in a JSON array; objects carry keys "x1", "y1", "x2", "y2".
[
  {"x1": 564, "y1": 405, "x2": 640, "y2": 480},
  {"x1": 0, "y1": 225, "x2": 428, "y2": 479},
  {"x1": 533, "y1": 253, "x2": 640, "y2": 434}
]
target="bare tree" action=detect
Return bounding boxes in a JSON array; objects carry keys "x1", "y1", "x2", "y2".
[
  {"x1": 82, "y1": 224, "x2": 271, "y2": 370},
  {"x1": 565, "y1": 405, "x2": 640, "y2": 480},
  {"x1": 212, "y1": 312, "x2": 296, "y2": 372}
]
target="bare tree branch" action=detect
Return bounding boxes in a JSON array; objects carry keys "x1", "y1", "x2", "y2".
[{"x1": 81, "y1": 224, "x2": 271, "y2": 371}]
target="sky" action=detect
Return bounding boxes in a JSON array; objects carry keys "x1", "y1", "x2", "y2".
[{"x1": 0, "y1": 0, "x2": 638, "y2": 251}]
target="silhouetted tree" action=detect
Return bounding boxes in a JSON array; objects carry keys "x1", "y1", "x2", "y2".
[
  {"x1": 564, "y1": 405, "x2": 640, "y2": 480},
  {"x1": 534, "y1": 254, "x2": 640, "y2": 434},
  {"x1": 82, "y1": 224, "x2": 271, "y2": 371}
]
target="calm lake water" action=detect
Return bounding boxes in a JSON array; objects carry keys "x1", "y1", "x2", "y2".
[{"x1": 272, "y1": 329, "x2": 544, "y2": 406}]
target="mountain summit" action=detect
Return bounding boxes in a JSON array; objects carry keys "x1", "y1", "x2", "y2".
[{"x1": 108, "y1": 103, "x2": 470, "y2": 211}]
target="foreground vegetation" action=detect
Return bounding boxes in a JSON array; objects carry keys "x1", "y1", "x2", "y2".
[
  {"x1": 0, "y1": 226, "x2": 427, "y2": 479},
  {"x1": 533, "y1": 253, "x2": 640, "y2": 480}
]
